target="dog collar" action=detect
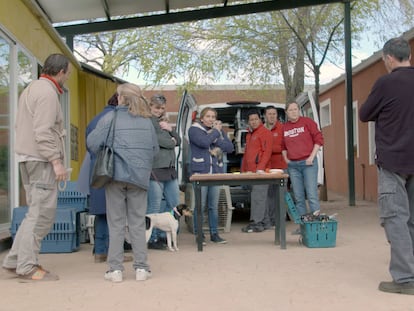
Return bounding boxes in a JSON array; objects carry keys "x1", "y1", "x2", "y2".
[{"x1": 171, "y1": 207, "x2": 181, "y2": 220}]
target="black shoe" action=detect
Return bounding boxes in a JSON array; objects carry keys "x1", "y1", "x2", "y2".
[
  {"x1": 379, "y1": 281, "x2": 414, "y2": 295},
  {"x1": 210, "y1": 234, "x2": 227, "y2": 244},
  {"x1": 242, "y1": 223, "x2": 264, "y2": 233},
  {"x1": 147, "y1": 240, "x2": 166, "y2": 250}
]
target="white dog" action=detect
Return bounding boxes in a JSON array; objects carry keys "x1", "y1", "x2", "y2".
[{"x1": 145, "y1": 204, "x2": 192, "y2": 252}]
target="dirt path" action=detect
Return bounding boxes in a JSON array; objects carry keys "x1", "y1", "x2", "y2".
[{"x1": 1, "y1": 194, "x2": 412, "y2": 311}]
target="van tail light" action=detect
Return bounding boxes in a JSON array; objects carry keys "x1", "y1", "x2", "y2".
[{"x1": 191, "y1": 111, "x2": 197, "y2": 122}]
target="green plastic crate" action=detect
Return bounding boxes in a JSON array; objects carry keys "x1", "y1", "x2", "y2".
[
  {"x1": 285, "y1": 191, "x2": 338, "y2": 248},
  {"x1": 300, "y1": 220, "x2": 338, "y2": 248},
  {"x1": 285, "y1": 192, "x2": 302, "y2": 224}
]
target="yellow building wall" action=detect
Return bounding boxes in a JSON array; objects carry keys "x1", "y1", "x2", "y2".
[
  {"x1": 1, "y1": 0, "x2": 119, "y2": 179},
  {"x1": 0, "y1": 0, "x2": 63, "y2": 61},
  {"x1": 77, "y1": 72, "x2": 118, "y2": 162}
]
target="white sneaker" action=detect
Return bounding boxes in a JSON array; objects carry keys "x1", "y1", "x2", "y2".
[
  {"x1": 136, "y1": 268, "x2": 152, "y2": 281},
  {"x1": 104, "y1": 270, "x2": 123, "y2": 282}
]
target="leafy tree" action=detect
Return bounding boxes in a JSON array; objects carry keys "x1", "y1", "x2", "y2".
[
  {"x1": 74, "y1": 1, "x2": 414, "y2": 101},
  {"x1": 73, "y1": 0, "x2": 414, "y2": 202}
]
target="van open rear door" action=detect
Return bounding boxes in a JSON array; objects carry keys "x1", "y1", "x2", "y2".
[
  {"x1": 296, "y1": 91, "x2": 324, "y2": 186},
  {"x1": 175, "y1": 90, "x2": 197, "y2": 191}
]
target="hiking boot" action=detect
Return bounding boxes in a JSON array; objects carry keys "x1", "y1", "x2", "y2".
[
  {"x1": 104, "y1": 270, "x2": 123, "y2": 283},
  {"x1": 136, "y1": 268, "x2": 152, "y2": 281},
  {"x1": 210, "y1": 234, "x2": 227, "y2": 244},
  {"x1": 379, "y1": 281, "x2": 414, "y2": 295},
  {"x1": 242, "y1": 223, "x2": 264, "y2": 233},
  {"x1": 18, "y1": 266, "x2": 59, "y2": 282}
]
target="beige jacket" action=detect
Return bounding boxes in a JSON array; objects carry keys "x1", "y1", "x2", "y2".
[{"x1": 15, "y1": 77, "x2": 66, "y2": 163}]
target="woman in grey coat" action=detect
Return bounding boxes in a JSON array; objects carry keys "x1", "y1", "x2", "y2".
[{"x1": 87, "y1": 83, "x2": 159, "y2": 283}]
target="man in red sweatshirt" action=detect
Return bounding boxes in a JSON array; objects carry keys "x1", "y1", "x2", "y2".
[{"x1": 263, "y1": 106, "x2": 287, "y2": 229}]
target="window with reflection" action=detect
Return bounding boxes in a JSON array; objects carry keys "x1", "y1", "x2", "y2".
[{"x1": 0, "y1": 36, "x2": 11, "y2": 224}]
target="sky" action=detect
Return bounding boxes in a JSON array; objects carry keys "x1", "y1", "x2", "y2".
[
  {"x1": 316, "y1": 31, "x2": 380, "y2": 84},
  {"x1": 318, "y1": 47, "x2": 377, "y2": 84}
]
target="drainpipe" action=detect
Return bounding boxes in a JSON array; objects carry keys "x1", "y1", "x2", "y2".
[{"x1": 361, "y1": 163, "x2": 365, "y2": 201}]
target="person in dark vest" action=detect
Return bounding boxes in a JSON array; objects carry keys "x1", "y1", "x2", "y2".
[{"x1": 360, "y1": 37, "x2": 414, "y2": 295}]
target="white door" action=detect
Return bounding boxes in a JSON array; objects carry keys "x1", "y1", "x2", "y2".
[
  {"x1": 175, "y1": 91, "x2": 198, "y2": 191},
  {"x1": 297, "y1": 91, "x2": 324, "y2": 186}
]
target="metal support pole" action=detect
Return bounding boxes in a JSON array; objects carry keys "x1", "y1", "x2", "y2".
[{"x1": 344, "y1": 0, "x2": 355, "y2": 206}]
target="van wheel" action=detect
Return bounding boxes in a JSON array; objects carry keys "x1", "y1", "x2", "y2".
[{"x1": 184, "y1": 183, "x2": 195, "y2": 233}]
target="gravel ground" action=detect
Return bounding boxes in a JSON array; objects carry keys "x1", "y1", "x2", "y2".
[{"x1": 1, "y1": 192, "x2": 412, "y2": 311}]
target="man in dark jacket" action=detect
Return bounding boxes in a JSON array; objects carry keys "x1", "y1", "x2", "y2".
[{"x1": 359, "y1": 37, "x2": 414, "y2": 295}]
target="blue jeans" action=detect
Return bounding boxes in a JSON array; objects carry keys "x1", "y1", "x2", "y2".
[
  {"x1": 147, "y1": 178, "x2": 180, "y2": 242},
  {"x1": 193, "y1": 186, "x2": 220, "y2": 235},
  {"x1": 94, "y1": 214, "x2": 109, "y2": 255},
  {"x1": 288, "y1": 159, "x2": 320, "y2": 216}
]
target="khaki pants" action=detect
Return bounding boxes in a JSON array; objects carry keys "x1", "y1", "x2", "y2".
[{"x1": 3, "y1": 161, "x2": 58, "y2": 275}]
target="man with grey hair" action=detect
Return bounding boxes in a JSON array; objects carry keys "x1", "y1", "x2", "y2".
[
  {"x1": 3, "y1": 53, "x2": 72, "y2": 281},
  {"x1": 360, "y1": 37, "x2": 414, "y2": 295}
]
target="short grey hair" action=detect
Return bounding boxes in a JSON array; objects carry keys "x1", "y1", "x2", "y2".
[{"x1": 383, "y1": 37, "x2": 411, "y2": 62}]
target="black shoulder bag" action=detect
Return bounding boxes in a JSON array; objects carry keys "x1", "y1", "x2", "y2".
[{"x1": 90, "y1": 110, "x2": 117, "y2": 189}]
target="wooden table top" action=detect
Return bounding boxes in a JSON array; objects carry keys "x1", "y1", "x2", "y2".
[{"x1": 189, "y1": 172, "x2": 288, "y2": 182}]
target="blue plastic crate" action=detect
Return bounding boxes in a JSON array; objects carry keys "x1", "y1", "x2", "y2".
[
  {"x1": 285, "y1": 192, "x2": 302, "y2": 224},
  {"x1": 57, "y1": 181, "x2": 88, "y2": 213},
  {"x1": 10, "y1": 206, "x2": 79, "y2": 253},
  {"x1": 300, "y1": 220, "x2": 337, "y2": 248}
]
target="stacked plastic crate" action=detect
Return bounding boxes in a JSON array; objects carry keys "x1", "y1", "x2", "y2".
[
  {"x1": 56, "y1": 181, "x2": 88, "y2": 245},
  {"x1": 10, "y1": 181, "x2": 88, "y2": 253}
]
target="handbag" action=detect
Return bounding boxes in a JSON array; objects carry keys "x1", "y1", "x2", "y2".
[{"x1": 90, "y1": 110, "x2": 117, "y2": 189}]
